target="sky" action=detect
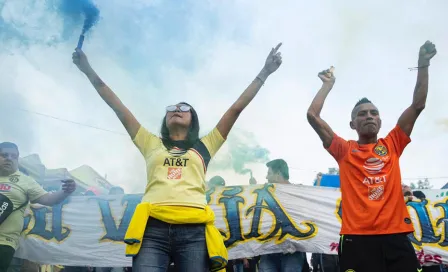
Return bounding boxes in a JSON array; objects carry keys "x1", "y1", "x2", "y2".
[{"x1": 1, "y1": 0, "x2": 448, "y2": 193}]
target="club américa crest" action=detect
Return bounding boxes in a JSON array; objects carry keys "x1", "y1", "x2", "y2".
[{"x1": 374, "y1": 145, "x2": 388, "y2": 156}]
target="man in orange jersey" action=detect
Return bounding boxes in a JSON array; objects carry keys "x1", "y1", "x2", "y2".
[{"x1": 307, "y1": 41, "x2": 437, "y2": 272}]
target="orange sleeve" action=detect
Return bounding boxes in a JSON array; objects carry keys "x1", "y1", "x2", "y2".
[
  {"x1": 326, "y1": 134, "x2": 350, "y2": 162},
  {"x1": 385, "y1": 125, "x2": 411, "y2": 157}
]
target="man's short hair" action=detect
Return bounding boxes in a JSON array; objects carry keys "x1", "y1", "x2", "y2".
[
  {"x1": 413, "y1": 190, "x2": 426, "y2": 200},
  {"x1": 351, "y1": 97, "x2": 373, "y2": 120},
  {"x1": 266, "y1": 159, "x2": 289, "y2": 180},
  {"x1": 0, "y1": 142, "x2": 18, "y2": 151},
  {"x1": 354, "y1": 97, "x2": 372, "y2": 108}
]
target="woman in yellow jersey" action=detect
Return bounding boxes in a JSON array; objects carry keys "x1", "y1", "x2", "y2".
[{"x1": 72, "y1": 43, "x2": 282, "y2": 272}]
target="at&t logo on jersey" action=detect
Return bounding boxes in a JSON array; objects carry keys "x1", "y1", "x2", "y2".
[
  {"x1": 362, "y1": 157, "x2": 388, "y2": 186},
  {"x1": 0, "y1": 184, "x2": 11, "y2": 192},
  {"x1": 363, "y1": 157, "x2": 385, "y2": 174}
]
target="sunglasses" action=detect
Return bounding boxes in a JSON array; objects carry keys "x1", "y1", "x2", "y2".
[{"x1": 166, "y1": 105, "x2": 191, "y2": 112}]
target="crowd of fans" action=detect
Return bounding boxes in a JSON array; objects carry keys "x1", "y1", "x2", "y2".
[
  {"x1": 2, "y1": 151, "x2": 448, "y2": 272},
  {"x1": 1, "y1": 40, "x2": 444, "y2": 272}
]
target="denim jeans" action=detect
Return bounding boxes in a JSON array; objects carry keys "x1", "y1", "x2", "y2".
[
  {"x1": 63, "y1": 267, "x2": 90, "y2": 272},
  {"x1": 132, "y1": 217, "x2": 209, "y2": 272},
  {"x1": 95, "y1": 268, "x2": 125, "y2": 272},
  {"x1": 259, "y1": 252, "x2": 306, "y2": 272},
  {"x1": 233, "y1": 263, "x2": 244, "y2": 272},
  {"x1": 233, "y1": 259, "x2": 257, "y2": 272}
]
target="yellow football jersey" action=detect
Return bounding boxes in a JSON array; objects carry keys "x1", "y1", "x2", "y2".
[{"x1": 133, "y1": 126, "x2": 225, "y2": 208}]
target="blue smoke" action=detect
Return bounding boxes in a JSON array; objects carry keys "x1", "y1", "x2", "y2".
[
  {"x1": 82, "y1": 2, "x2": 99, "y2": 35},
  {"x1": 0, "y1": 0, "x2": 246, "y2": 85},
  {"x1": 57, "y1": 0, "x2": 99, "y2": 48},
  {"x1": 0, "y1": 0, "x2": 99, "y2": 49},
  {"x1": 58, "y1": 0, "x2": 99, "y2": 34}
]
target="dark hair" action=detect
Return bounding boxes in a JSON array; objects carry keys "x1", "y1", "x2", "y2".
[
  {"x1": 0, "y1": 142, "x2": 18, "y2": 151},
  {"x1": 351, "y1": 97, "x2": 373, "y2": 119},
  {"x1": 209, "y1": 176, "x2": 226, "y2": 187},
  {"x1": 354, "y1": 97, "x2": 372, "y2": 108},
  {"x1": 266, "y1": 159, "x2": 289, "y2": 180},
  {"x1": 413, "y1": 190, "x2": 426, "y2": 200},
  {"x1": 403, "y1": 191, "x2": 412, "y2": 197},
  {"x1": 160, "y1": 102, "x2": 200, "y2": 150}
]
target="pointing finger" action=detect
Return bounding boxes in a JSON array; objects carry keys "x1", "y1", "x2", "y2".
[{"x1": 274, "y1": 42, "x2": 282, "y2": 52}]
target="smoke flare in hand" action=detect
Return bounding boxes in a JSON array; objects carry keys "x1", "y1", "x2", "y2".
[{"x1": 59, "y1": 0, "x2": 100, "y2": 49}]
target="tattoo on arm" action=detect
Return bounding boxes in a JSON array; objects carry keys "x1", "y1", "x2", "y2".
[{"x1": 92, "y1": 76, "x2": 106, "y2": 88}]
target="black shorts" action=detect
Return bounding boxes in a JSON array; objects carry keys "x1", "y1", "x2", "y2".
[
  {"x1": 338, "y1": 233, "x2": 421, "y2": 272},
  {"x1": 0, "y1": 245, "x2": 15, "y2": 272},
  {"x1": 422, "y1": 265, "x2": 443, "y2": 272}
]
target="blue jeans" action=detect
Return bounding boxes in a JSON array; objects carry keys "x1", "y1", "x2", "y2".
[
  {"x1": 234, "y1": 263, "x2": 244, "y2": 272},
  {"x1": 132, "y1": 217, "x2": 209, "y2": 272},
  {"x1": 95, "y1": 268, "x2": 125, "y2": 272},
  {"x1": 259, "y1": 252, "x2": 305, "y2": 272}
]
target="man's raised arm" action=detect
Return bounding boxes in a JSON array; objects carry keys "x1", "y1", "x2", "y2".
[
  {"x1": 307, "y1": 67, "x2": 337, "y2": 148},
  {"x1": 398, "y1": 41, "x2": 437, "y2": 137}
]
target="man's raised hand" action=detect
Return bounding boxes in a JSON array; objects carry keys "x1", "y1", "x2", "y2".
[
  {"x1": 318, "y1": 66, "x2": 336, "y2": 86},
  {"x1": 418, "y1": 41, "x2": 437, "y2": 66}
]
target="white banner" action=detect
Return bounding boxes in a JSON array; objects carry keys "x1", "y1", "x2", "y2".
[{"x1": 14, "y1": 184, "x2": 448, "y2": 267}]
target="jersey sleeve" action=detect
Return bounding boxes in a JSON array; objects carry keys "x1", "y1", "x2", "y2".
[
  {"x1": 26, "y1": 178, "x2": 48, "y2": 202},
  {"x1": 385, "y1": 125, "x2": 411, "y2": 157},
  {"x1": 200, "y1": 127, "x2": 226, "y2": 158},
  {"x1": 132, "y1": 126, "x2": 162, "y2": 157},
  {"x1": 326, "y1": 134, "x2": 350, "y2": 162}
]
